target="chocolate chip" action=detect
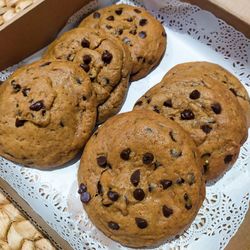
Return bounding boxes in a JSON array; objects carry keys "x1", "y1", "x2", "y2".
[
  {"x1": 185, "y1": 201, "x2": 192, "y2": 210},
  {"x1": 82, "y1": 96, "x2": 87, "y2": 101},
  {"x1": 139, "y1": 18, "x2": 147, "y2": 26},
  {"x1": 203, "y1": 163, "x2": 209, "y2": 174},
  {"x1": 187, "y1": 173, "x2": 195, "y2": 185},
  {"x1": 60, "y1": 121, "x2": 64, "y2": 127},
  {"x1": 139, "y1": 31, "x2": 147, "y2": 39},
  {"x1": 102, "y1": 50, "x2": 113, "y2": 64},
  {"x1": 106, "y1": 15, "x2": 114, "y2": 21},
  {"x1": 135, "y1": 100, "x2": 143, "y2": 106},
  {"x1": 118, "y1": 29, "x2": 123, "y2": 35},
  {"x1": 97, "y1": 181, "x2": 103, "y2": 195},
  {"x1": 201, "y1": 124, "x2": 212, "y2": 134},
  {"x1": 229, "y1": 88, "x2": 237, "y2": 96},
  {"x1": 67, "y1": 54, "x2": 75, "y2": 61},
  {"x1": 153, "y1": 161, "x2": 162, "y2": 169},
  {"x1": 169, "y1": 131, "x2": 177, "y2": 142},
  {"x1": 130, "y1": 169, "x2": 140, "y2": 187},
  {"x1": 162, "y1": 31, "x2": 166, "y2": 37},
  {"x1": 83, "y1": 55, "x2": 92, "y2": 64},
  {"x1": 135, "y1": 218, "x2": 148, "y2": 229},
  {"x1": 80, "y1": 64, "x2": 90, "y2": 73},
  {"x1": 42, "y1": 110, "x2": 46, "y2": 116},
  {"x1": 108, "y1": 221, "x2": 120, "y2": 230},
  {"x1": 129, "y1": 30, "x2": 137, "y2": 35},
  {"x1": 224, "y1": 154, "x2": 233, "y2": 164},
  {"x1": 93, "y1": 12, "x2": 100, "y2": 18},
  {"x1": 170, "y1": 149, "x2": 182, "y2": 158},
  {"x1": 97, "y1": 156, "x2": 107, "y2": 168},
  {"x1": 134, "y1": 9, "x2": 142, "y2": 13},
  {"x1": 184, "y1": 193, "x2": 189, "y2": 201},
  {"x1": 146, "y1": 98, "x2": 151, "y2": 104},
  {"x1": 133, "y1": 188, "x2": 145, "y2": 201},
  {"x1": 80, "y1": 192, "x2": 91, "y2": 204},
  {"x1": 22, "y1": 88, "x2": 30, "y2": 97},
  {"x1": 163, "y1": 99, "x2": 172, "y2": 108},
  {"x1": 162, "y1": 205, "x2": 173, "y2": 218},
  {"x1": 108, "y1": 191, "x2": 119, "y2": 201},
  {"x1": 40, "y1": 62, "x2": 51, "y2": 67},
  {"x1": 78, "y1": 183, "x2": 87, "y2": 194},
  {"x1": 180, "y1": 109, "x2": 195, "y2": 120},
  {"x1": 142, "y1": 152, "x2": 154, "y2": 165},
  {"x1": 189, "y1": 89, "x2": 200, "y2": 99},
  {"x1": 176, "y1": 178, "x2": 185, "y2": 185},
  {"x1": 106, "y1": 24, "x2": 112, "y2": 29},
  {"x1": 126, "y1": 17, "x2": 133, "y2": 22},
  {"x1": 15, "y1": 119, "x2": 26, "y2": 128},
  {"x1": 120, "y1": 148, "x2": 131, "y2": 160},
  {"x1": 160, "y1": 180, "x2": 172, "y2": 189},
  {"x1": 115, "y1": 8, "x2": 123, "y2": 15},
  {"x1": 211, "y1": 103, "x2": 222, "y2": 114},
  {"x1": 123, "y1": 37, "x2": 131, "y2": 45},
  {"x1": 81, "y1": 38, "x2": 90, "y2": 48},
  {"x1": 75, "y1": 78, "x2": 82, "y2": 84},
  {"x1": 11, "y1": 81, "x2": 21, "y2": 92},
  {"x1": 153, "y1": 106, "x2": 160, "y2": 113},
  {"x1": 29, "y1": 100, "x2": 44, "y2": 111}
]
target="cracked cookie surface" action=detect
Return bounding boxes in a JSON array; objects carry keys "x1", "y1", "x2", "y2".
[
  {"x1": 78, "y1": 110, "x2": 205, "y2": 247},
  {"x1": 80, "y1": 4, "x2": 166, "y2": 81},
  {"x1": 0, "y1": 60, "x2": 97, "y2": 168},
  {"x1": 163, "y1": 61, "x2": 250, "y2": 127},
  {"x1": 134, "y1": 76, "x2": 248, "y2": 181},
  {"x1": 43, "y1": 27, "x2": 132, "y2": 123}
]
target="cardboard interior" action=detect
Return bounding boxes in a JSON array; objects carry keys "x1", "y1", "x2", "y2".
[{"x1": 0, "y1": 0, "x2": 91, "y2": 70}]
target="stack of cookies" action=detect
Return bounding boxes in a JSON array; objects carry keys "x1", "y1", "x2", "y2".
[
  {"x1": 134, "y1": 62, "x2": 249, "y2": 181},
  {"x1": 0, "y1": 4, "x2": 166, "y2": 168}
]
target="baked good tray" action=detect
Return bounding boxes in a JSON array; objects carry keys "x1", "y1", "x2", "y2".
[{"x1": 0, "y1": 0, "x2": 249, "y2": 249}]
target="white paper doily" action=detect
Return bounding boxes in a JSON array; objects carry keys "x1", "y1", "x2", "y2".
[{"x1": 0, "y1": 0, "x2": 250, "y2": 250}]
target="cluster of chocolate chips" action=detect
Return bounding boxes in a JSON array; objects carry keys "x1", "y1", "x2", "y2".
[
  {"x1": 78, "y1": 146, "x2": 196, "y2": 231},
  {"x1": 93, "y1": 6, "x2": 151, "y2": 48},
  {"x1": 78, "y1": 183, "x2": 91, "y2": 204},
  {"x1": 11, "y1": 79, "x2": 48, "y2": 128}
]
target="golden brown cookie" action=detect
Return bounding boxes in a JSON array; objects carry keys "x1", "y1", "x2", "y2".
[
  {"x1": 134, "y1": 76, "x2": 248, "y2": 181},
  {"x1": 0, "y1": 60, "x2": 97, "y2": 168},
  {"x1": 78, "y1": 110, "x2": 205, "y2": 247},
  {"x1": 43, "y1": 27, "x2": 132, "y2": 123},
  {"x1": 80, "y1": 4, "x2": 166, "y2": 81},
  {"x1": 163, "y1": 61, "x2": 250, "y2": 127}
]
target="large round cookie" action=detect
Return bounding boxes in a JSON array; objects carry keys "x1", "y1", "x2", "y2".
[
  {"x1": 0, "y1": 60, "x2": 97, "y2": 168},
  {"x1": 43, "y1": 27, "x2": 132, "y2": 123},
  {"x1": 134, "y1": 76, "x2": 248, "y2": 181},
  {"x1": 163, "y1": 61, "x2": 250, "y2": 127},
  {"x1": 78, "y1": 110, "x2": 205, "y2": 247},
  {"x1": 80, "y1": 4, "x2": 166, "y2": 81}
]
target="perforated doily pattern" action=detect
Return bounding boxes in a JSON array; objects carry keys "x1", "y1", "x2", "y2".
[{"x1": 0, "y1": 0, "x2": 250, "y2": 249}]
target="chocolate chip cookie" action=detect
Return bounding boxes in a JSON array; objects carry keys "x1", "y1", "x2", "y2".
[
  {"x1": 0, "y1": 60, "x2": 97, "y2": 168},
  {"x1": 163, "y1": 61, "x2": 250, "y2": 127},
  {"x1": 78, "y1": 110, "x2": 205, "y2": 247},
  {"x1": 79, "y1": 4, "x2": 166, "y2": 81},
  {"x1": 44, "y1": 28, "x2": 132, "y2": 123},
  {"x1": 43, "y1": 27, "x2": 131, "y2": 123},
  {"x1": 134, "y1": 76, "x2": 248, "y2": 181}
]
